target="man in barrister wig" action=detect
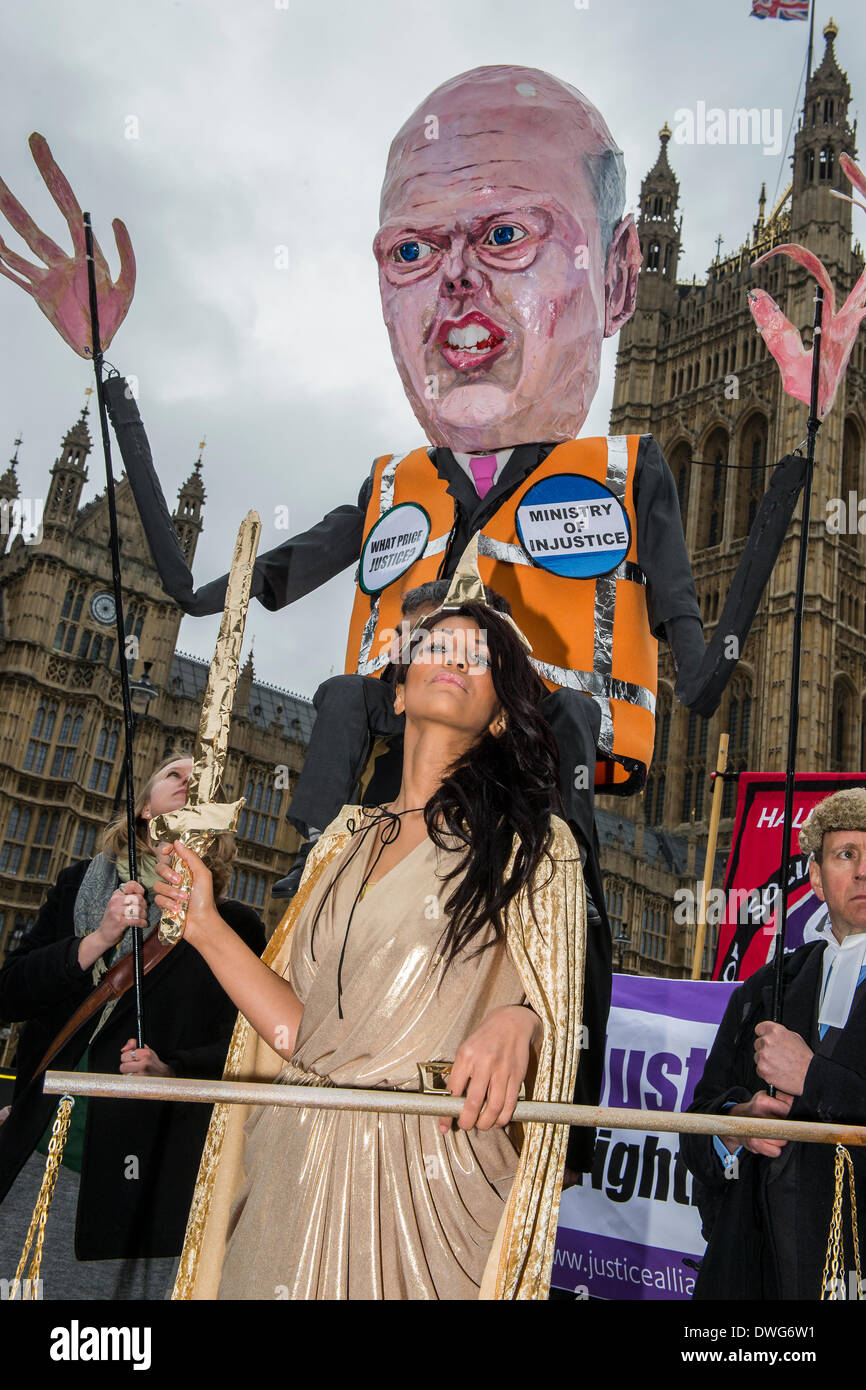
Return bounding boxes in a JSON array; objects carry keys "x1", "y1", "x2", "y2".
[
  {"x1": 681, "y1": 789, "x2": 866, "y2": 1300},
  {"x1": 0, "y1": 69, "x2": 803, "y2": 1176}
]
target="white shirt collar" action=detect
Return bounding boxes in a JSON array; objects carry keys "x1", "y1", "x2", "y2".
[
  {"x1": 450, "y1": 448, "x2": 515, "y2": 493},
  {"x1": 819, "y1": 929, "x2": 866, "y2": 1030}
]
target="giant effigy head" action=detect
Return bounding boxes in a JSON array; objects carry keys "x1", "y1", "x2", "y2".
[{"x1": 374, "y1": 65, "x2": 642, "y2": 453}]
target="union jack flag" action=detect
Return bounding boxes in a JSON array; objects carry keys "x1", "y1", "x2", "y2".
[{"x1": 750, "y1": 0, "x2": 809, "y2": 18}]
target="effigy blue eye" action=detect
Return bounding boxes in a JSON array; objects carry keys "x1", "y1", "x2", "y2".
[
  {"x1": 491, "y1": 226, "x2": 516, "y2": 245},
  {"x1": 397, "y1": 242, "x2": 421, "y2": 262}
]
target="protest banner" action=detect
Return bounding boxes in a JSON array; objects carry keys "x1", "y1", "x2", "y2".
[
  {"x1": 712, "y1": 772, "x2": 866, "y2": 982},
  {"x1": 553, "y1": 975, "x2": 735, "y2": 1299}
]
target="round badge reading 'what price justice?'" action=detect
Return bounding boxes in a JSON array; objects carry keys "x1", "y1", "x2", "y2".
[
  {"x1": 359, "y1": 503, "x2": 431, "y2": 595},
  {"x1": 515, "y1": 474, "x2": 631, "y2": 579}
]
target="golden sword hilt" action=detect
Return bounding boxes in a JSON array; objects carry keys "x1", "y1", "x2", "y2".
[{"x1": 149, "y1": 803, "x2": 244, "y2": 944}]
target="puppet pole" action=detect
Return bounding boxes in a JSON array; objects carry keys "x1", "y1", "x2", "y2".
[
  {"x1": 768, "y1": 284, "x2": 824, "y2": 1060},
  {"x1": 83, "y1": 213, "x2": 145, "y2": 1047},
  {"x1": 43, "y1": 1069, "x2": 866, "y2": 1147},
  {"x1": 691, "y1": 733, "x2": 729, "y2": 980}
]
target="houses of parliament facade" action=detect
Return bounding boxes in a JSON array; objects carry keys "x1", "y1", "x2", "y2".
[{"x1": 0, "y1": 20, "x2": 864, "y2": 984}]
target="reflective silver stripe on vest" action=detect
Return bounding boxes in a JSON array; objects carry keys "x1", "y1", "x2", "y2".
[
  {"x1": 356, "y1": 452, "x2": 410, "y2": 675},
  {"x1": 422, "y1": 531, "x2": 451, "y2": 560},
  {"x1": 529, "y1": 660, "x2": 656, "y2": 716},
  {"x1": 590, "y1": 436, "x2": 628, "y2": 754},
  {"x1": 478, "y1": 533, "x2": 532, "y2": 566}
]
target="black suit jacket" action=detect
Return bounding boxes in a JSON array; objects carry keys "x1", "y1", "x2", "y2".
[
  {"x1": 0, "y1": 860, "x2": 266, "y2": 1259},
  {"x1": 680, "y1": 941, "x2": 866, "y2": 1300}
]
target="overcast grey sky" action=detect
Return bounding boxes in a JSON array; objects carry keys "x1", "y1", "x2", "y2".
[{"x1": 2, "y1": 0, "x2": 864, "y2": 700}]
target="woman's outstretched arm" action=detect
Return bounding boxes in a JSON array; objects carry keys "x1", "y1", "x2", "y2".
[{"x1": 155, "y1": 841, "x2": 303, "y2": 1061}]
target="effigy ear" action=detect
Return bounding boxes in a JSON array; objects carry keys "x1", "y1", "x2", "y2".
[{"x1": 604, "y1": 214, "x2": 641, "y2": 337}]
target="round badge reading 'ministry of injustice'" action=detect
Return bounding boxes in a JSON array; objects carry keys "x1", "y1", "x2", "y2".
[
  {"x1": 515, "y1": 474, "x2": 631, "y2": 579},
  {"x1": 359, "y1": 502, "x2": 431, "y2": 595}
]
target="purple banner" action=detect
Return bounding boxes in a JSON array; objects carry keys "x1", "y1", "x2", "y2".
[
  {"x1": 553, "y1": 975, "x2": 735, "y2": 1298},
  {"x1": 553, "y1": 1226, "x2": 699, "y2": 1301}
]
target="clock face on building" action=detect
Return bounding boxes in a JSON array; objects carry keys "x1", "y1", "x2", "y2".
[{"x1": 90, "y1": 591, "x2": 117, "y2": 626}]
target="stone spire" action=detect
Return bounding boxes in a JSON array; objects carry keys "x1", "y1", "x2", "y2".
[
  {"x1": 636, "y1": 124, "x2": 682, "y2": 285},
  {"x1": 235, "y1": 648, "x2": 255, "y2": 717},
  {"x1": 0, "y1": 436, "x2": 21, "y2": 506},
  {"x1": 791, "y1": 17, "x2": 856, "y2": 266},
  {"x1": 45, "y1": 401, "x2": 91, "y2": 523},
  {"x1": 172, "y1": 438, "x2": 207, "y2": 565}
]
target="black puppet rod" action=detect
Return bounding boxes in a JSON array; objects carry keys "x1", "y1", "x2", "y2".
[
  {"x1": 83, "y1": 212, "x2": 145, "y2": 1048},
  {"x1": 767, "y1": 284, "x2": 825, "y2": 1062}
]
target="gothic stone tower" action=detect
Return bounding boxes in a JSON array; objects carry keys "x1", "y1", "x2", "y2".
[{"x1": 604, "y1": 20, "x2": 866, "y2": 974}]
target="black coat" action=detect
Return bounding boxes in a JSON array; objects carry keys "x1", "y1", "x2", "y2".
[
  {"x1": 0, "y1": 859, "x2": 266, "y2": 1260},
  {"x1": 680, "y1": 941, "x2": 866, "y2": 1300}
]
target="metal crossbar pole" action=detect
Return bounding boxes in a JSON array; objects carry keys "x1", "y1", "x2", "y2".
[{"x1": 44, "y1": 1070, "x2": 866, "y2": 1148}]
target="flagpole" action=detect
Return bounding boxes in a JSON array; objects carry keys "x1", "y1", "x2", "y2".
[
  {"x1": 806, "y1": 0, "x2": 816, "y2": 82},
  {"x1": 768, "y1": 285, "x2": 824, "y2": 1061}
]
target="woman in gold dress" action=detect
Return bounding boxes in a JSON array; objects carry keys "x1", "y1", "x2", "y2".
[{"x1": 155, "y1": 597, "x2": 586, "y2": 1300}]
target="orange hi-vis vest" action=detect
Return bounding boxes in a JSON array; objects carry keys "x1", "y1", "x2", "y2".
[{"x1": 344, "y1": 437, "x2": 657, "y2": 792}]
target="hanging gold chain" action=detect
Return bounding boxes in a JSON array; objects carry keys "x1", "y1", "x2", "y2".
[
  {"x1": 821, "y1": 1144, "x2": 863, "y2": 1300},
  {"x1": 8, "y1": 1095, "x2": 74, "y2": 1301}
]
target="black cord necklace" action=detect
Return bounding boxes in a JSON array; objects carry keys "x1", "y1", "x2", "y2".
[{"x1": 307, "y1": 805, "x2": 426, "y2": 1019}]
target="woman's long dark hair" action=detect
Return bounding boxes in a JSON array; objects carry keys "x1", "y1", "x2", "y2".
[{"x1": 395, "y1": 601, "x2": 566, "y2": 964}]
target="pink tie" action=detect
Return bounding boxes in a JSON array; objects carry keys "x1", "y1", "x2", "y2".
[{"x1": 469, "y1": 454, "x2": 498, "y2": 499}]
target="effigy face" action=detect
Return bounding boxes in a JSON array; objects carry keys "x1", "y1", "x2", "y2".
[{"x1": 374, "y1": 66, "x2": 639, "y2": 453}]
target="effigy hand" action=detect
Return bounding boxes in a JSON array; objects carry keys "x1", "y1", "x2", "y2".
[
  {"x1": 747, "y1": 153, "x2": 866, "y2": 418},
  {"x1": 0, "y1": 132, "x2": 135, "y2": 357}
]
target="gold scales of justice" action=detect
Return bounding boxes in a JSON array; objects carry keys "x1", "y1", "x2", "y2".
[{"x1": 11, "y1": 526, "x2": 866, "y2": 1298}]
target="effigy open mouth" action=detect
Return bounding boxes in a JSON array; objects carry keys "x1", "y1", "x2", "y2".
[{"x1": 437, "y1": 310, "x2": 509, "y2": 372}]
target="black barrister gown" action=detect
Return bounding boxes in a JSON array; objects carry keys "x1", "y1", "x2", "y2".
[
  {"x1": 680, "y1": 941, "x2": 866, "y2": 1300},
  {"x1": 0, "y1": 860, "x2": 266, "y2": 1259}
]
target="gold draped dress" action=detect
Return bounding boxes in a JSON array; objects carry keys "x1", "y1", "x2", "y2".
[{"x1": 173, "y1": 807, "x2": 585, "y2": 1301}]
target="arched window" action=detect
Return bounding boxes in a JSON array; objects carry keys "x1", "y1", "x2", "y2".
[
  {"x1": 698, "y1": 431, "x2": 728, "y2": 549},
  {"x1": 819, "y1": 147, "x2": 835, "y2": 181},
  {"x1": 644, "y1": 689, "x2": 672, "y2": 825},
  {"x1": 23, "y1": 702, "x2": 58, "y2": 774},
  {"x1": 89, "y1": 721, "x2": 120, "y2": 793},
  {"x1": 681, "y1": 769, "x2": 694, "y2": 823},
  {"x1": 803, "y1": 148, "x2": 815, "y2": 182},
  {"x1": 734, "y1": 416, "x2": 768, "y2": 539},
  {"x1": 669, "y1": 442, "x2": 692, "y2": 530},
  {"x1": 50, "y1": 707, "x2": 83, "y2": 779},
  {"x1": 237, "y1": 771, "x2": 281, "y2": 846},
  {"x1": 841, "y1": 419, "x2": 862, "y2": 549},
  {"x1": 830, "y1": 681, "x2": 855, "y2": 771},
  {"x1": 722, "y1": 681, "x2": 752, "y2": 817},
  {"x1": 0, "y1": 805, "x2": 32, "y2": 874},
  {"x1": 647, "y1": 242, "x2": 660, "y2": 272}
]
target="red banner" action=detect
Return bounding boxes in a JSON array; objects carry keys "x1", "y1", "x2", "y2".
[{"x1": 712, "y1": 772, "x2": 866, "y2": 982}]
